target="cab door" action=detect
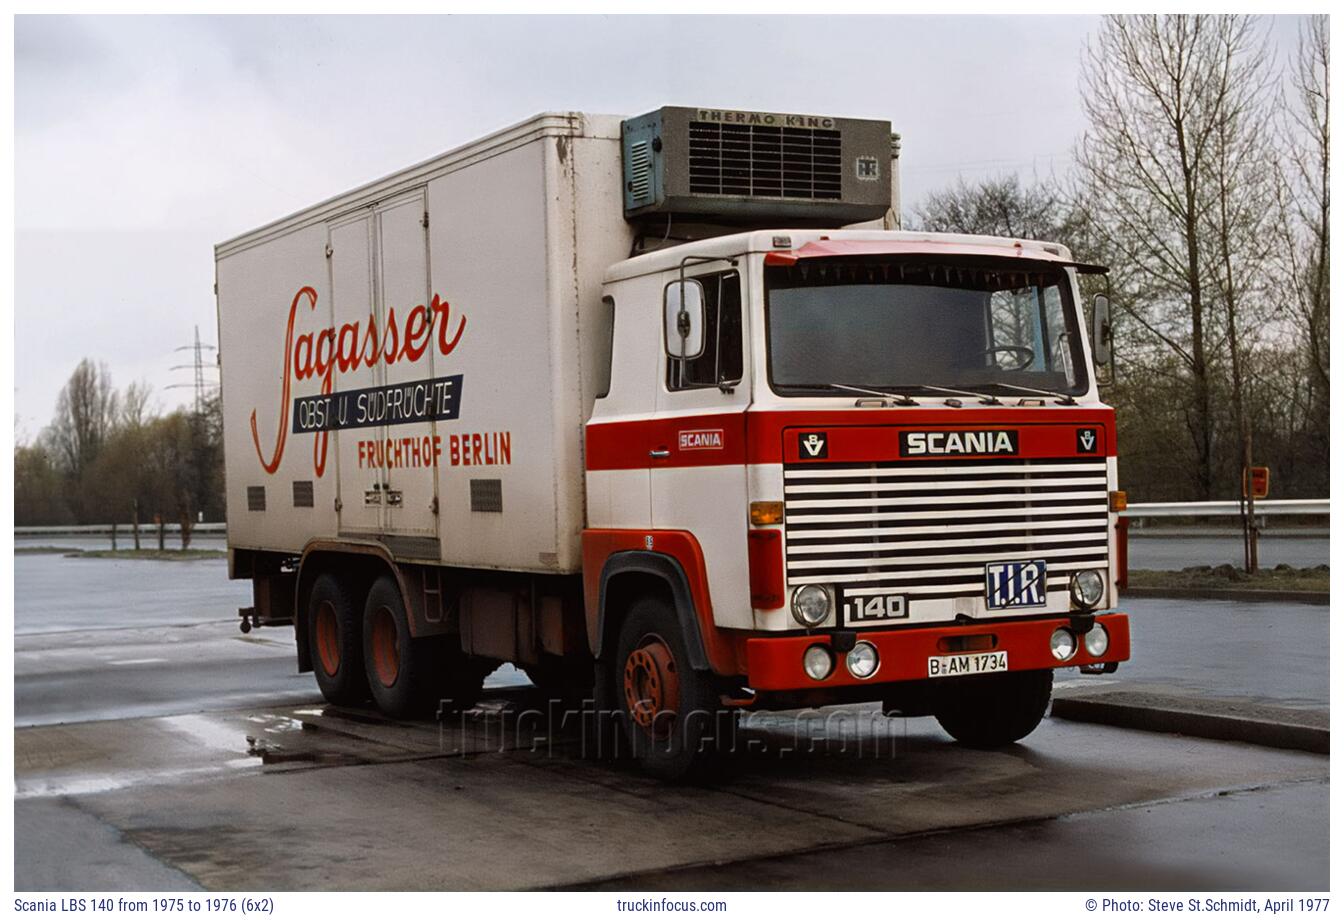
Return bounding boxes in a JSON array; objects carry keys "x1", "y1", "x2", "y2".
[{"x1": 649, "y1": 264, "x2": 753, "y2": 630}]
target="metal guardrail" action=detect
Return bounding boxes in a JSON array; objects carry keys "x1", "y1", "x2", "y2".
[
  {"x1": 1122, "y1": 499, "x2": 1329, "y2": 518},
  {"x1": 15, "y1": 523, "x2": 226, "y2": 536}
]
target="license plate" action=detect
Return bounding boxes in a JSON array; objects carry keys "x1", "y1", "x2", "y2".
[
  {"x1": 985, "y1": 559, "x2": 1047, "y2": 609},
  {"x1": 928, "y1": 650, "x2": 1008, "y2": 678}
]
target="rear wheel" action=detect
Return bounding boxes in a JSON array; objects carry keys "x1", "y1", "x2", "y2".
[
  {"x1": 932, "y1": 669, "x2": 1053, "y2": 748},
  {"x1": 362, "y1": 576, "x2": 422, "y2": 718},
  {"x1": 612, "y1": 597, "x2": 720, "y2": 781},
  {"x1": 307, "y1": 573, "x2": 368, "y2": 706}
]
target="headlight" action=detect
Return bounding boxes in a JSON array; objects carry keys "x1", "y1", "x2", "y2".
[
  {"x1": 1084, "y1": 624, "x2": 1110, "y2": 657},
  {"x1": 845, "y1": 642, "x2": 880, "y2": 679},
  {"x1": 1070, "y1": 569, "x2": 1105, "y2": 609},
  {"x1": 1049, "y1": 627, "x2": 1077, "y2": 661},
  {"x1": 790, "y1": 584, "x2": 831, "y2": 627},
  {"x1": 803, "y1": 645, "x2": 834, "y2": 681}
]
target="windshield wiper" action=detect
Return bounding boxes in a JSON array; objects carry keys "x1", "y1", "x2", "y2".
[
  {"x1": 824, "y1": 383, "x2": 917, "y2": 406},
  {"x1": 910, "y1": 384, "x2": 1003, "y2": 406},
  {"x1": 976, "y1": 382, "x2": 1077, "y2": 405},
  {"x1": 824, "y1": 382, "x2": 1004, "y2": 406}
]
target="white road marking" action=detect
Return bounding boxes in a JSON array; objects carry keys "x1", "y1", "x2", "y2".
[
  {"x1": 108, "y1": 658, "x2": 168, "y2": 666},
  {"x1": 162, "y1": 713, "x2": 250, "y2": 753},
  {"x1": 15, "y1": 758, "x2": 257, "y2": 800}
]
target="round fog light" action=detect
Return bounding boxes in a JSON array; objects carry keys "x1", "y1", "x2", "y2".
[
  {"x1": 1049, "y1": 627, "x2": 1077, "y2": 662},
  {"x1": 1070, "y1": 569, "x2": 1105, "y2": 609},
  {"x1": 791, "y1": 584, "x2": 831, "y2": 627},
  {"x1": 1084, "y1": 624, "x2": 1110, "y2": 657},
  {"x1": 803, "y1": 644, "x2": 834, "y2": 681},
  {"x1": 845, "y1": 641, "x2": 880, "y2": 679}
]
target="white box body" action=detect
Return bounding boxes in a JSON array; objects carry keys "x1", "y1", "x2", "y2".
[{"x1": 216, "y1": 113, "x2": 631, "y2": 574}]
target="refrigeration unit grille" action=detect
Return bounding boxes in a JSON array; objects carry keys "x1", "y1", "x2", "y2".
[{"x1": 688, "y1": 121, "x2": 843, "y2": 200}]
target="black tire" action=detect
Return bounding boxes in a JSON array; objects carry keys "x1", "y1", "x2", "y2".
[
  {"x1": 307, "y1": 572, "x2": 369, "y2": 706},
  {"x1": 932, "y1": 668, "x2": 1054, "y2": 748},
  {"x1": 611, "y1": 596, "x2": 720, "y2": 781},
  {"x1": 362, "y1": 576, "x2": 497, "y2": 718},
  {"x1": 362, "y1": 575, "x2": 426, "y2": 718}
]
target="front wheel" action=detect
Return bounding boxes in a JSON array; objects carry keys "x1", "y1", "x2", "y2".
[
  {"x1": 932, "y1": 669, "x2": 1053, "y2": 748},
  {"x1": 612, "y1": 597, "x2": 720, "y2": 781}
]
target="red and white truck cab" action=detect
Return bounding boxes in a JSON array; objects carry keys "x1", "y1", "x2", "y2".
[
  {"x1": 217, "y1": 106, "x2": 1128, "y2": 779},
  {"x1": 584, "y1": 229, "x2": 1128, "y2": 771}
]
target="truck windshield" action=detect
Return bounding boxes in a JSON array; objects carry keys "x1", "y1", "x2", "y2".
[{"x1": 765, "y1": 258, "x2": 1088, "y2": 397}]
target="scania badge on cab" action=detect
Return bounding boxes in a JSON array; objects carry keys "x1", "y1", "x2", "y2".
[{"x1": 216, "y1": 106, "x2": 1130, "y2": 778}]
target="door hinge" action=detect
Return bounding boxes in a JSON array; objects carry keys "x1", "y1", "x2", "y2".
[
  {"x1": 334, "y1": 496, "x2": 343, "y2": 512},
  {"x1": 421, "y1": 211, "x2": 429, "y2": 228},
  {"x1": 430, "y1": 496, "x2": 439, "y2": 515},
  {"x1": 325, "y1": 243, "x2": 333, "y2": 259}
]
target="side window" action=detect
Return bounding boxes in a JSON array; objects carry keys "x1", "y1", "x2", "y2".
[
  {"x1": 595, "y1": 295, "x2": 615, "y2": 399},
  {"x1": 666, "y1": 271, "x2": 742, "y2": 391}
]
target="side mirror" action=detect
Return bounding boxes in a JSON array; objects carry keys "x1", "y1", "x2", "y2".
[
  {"x1": 1092, "y1": 293, "x2": 1112, "y2": 367},
  {"x1": 665, "y1": 279, "x2": 706, "y2": 361}
]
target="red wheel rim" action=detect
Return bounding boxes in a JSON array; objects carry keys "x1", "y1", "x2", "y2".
[
  {"x1": 315, "y1": 601, "x2": 340, "y2": 677},
  {"x1": 370, "y1": 605, "x2": 400, "y2": 688},
  {"x1": 623, "y1": 635, "x2": 680, "y2": 739}
]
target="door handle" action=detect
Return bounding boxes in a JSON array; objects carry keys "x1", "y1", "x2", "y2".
[{"x1": 649, "y1": 449, "x2": 670, "y2": 459}]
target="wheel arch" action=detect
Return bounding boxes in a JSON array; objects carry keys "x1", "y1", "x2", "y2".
[
  {"x1": 294, "y1": 540, "x2": 409, "y2": 674},
  {"x1": 594, "y1": 552, "x2": 710, "y2": 671}
]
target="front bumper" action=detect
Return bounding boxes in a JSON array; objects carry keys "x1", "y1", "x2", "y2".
[{"x1": 744, "y1": 612, "x2": 1130, "y2": 691}]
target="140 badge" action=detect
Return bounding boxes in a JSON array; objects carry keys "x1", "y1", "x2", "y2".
[{"x1": 845, "y1": 593, "x2": 907, "y2": 622}]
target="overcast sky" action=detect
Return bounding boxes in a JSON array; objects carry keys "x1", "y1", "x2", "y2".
[{"x1": 14, "y1": 14, "x2": 1308, "y2": 437}]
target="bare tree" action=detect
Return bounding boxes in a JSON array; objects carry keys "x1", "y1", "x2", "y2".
[
  {"x1": 913, "y1": 174, "x2": 1079, "y2": 241},
  {"x1": 1076, "y1": 15, "x2": 1271, "y2": 500},
  {"x1": 48, "y1": 359, "x2": 119, "y2": 481},
  {"x1": 120, "y1": 380, "x2": 155, "y2": 430},
  {"x1": 1272, "y1": 15, "x2": 1329, "y2": 458}
]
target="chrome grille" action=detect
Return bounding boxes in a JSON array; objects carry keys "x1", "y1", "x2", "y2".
[
  {"x1": 688, "y1": 121, "x2": 842, "y2": 200},
  {"x1": 783, "y1": 457, "x2": 1109, "y2": 604}
]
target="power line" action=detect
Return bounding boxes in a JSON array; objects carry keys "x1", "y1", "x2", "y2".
[{"x1": 168, "y1": 325, "x2": 219, "y2": 415}]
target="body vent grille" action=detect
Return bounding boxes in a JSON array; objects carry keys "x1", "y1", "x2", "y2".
[
  {"x1": 470, "y1": 479, "x2": 503, "y2": 513},
  {"x1": 292, "y1": 481, "x2": 314, "y2": 508},
  {"x1": 246, "y1": 486, "x2": 266, "y2": 512},
  {"x1": 626, "y1": 139, "x2": 652, "y2": 203},
  {"x1": 688, "y1": 121, "x2": 842, "y2": 200}
]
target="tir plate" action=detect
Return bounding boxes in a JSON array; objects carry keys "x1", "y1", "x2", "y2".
[{"x1": 928, "y1": 650, "x2": 1008, "y2": 679}]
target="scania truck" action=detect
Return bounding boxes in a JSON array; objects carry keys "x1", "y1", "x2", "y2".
[{"x1": 217, "y1": 106, "x2": 1130, "y2": 778}]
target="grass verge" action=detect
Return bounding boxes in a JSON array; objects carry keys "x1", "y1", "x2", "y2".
[{"x1": 1128, "y1": 564, "x2": 1328, "y2": 593}]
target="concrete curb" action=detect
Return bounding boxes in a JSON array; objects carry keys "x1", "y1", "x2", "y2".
[
  {"x1": 1051, "y1": 691, "x2": 1328, "y2": 754},
  {"x1": 1122, "y1": 586, "x2": 1329, "y2": 605}
]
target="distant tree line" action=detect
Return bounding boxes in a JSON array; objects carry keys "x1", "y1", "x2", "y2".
[
  {"x1": 15, "y1": 359, "x2": 224, "y2": 528},
  {"x1": 913, "y1": 15, "x2": 1329, "y2": 502}
]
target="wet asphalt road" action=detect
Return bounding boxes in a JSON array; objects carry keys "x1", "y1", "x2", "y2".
[
  {"x1": 15, "y1": 545, "x2": 1326, "y2": 726},
  {"x1": 11, "y1": 541, "x2": 1331, "y2": 891}
]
